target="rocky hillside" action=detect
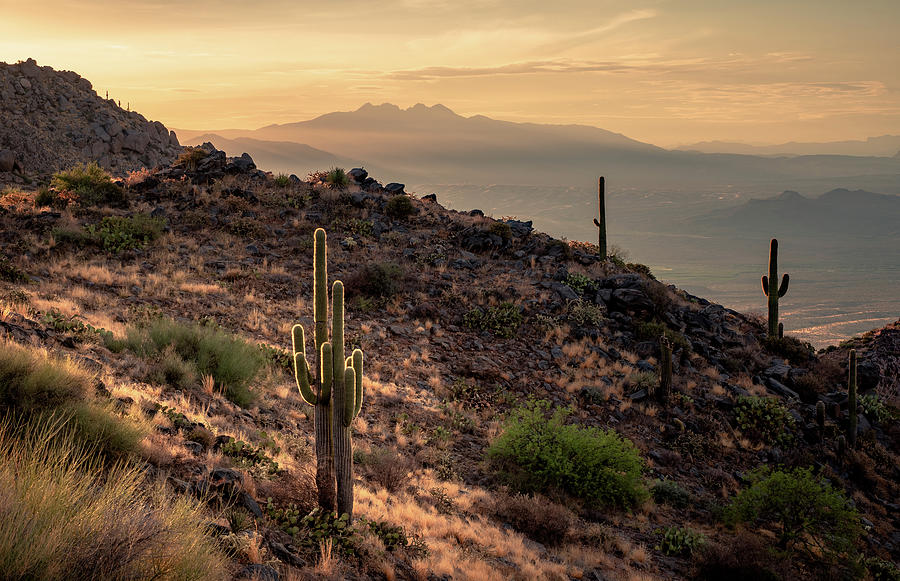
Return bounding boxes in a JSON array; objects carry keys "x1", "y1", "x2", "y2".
[
  {"x1": 0, "y1": 59, "x2": 181, "y2": 180},
  {"x1": 0, "y1": 144, "x2": 897, "y2": 580}
]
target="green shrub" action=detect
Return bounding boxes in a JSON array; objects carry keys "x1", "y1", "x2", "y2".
[
  {"x1": 0, "y1": 256, "x2": 27, "y2": 283},
  {"x1": 50, "y1": 162, "x2": 126, "y2": 207},
  {"x1": 657, "y1": 526, "x2": 705, "y2": 556},
  {"x1": 176, "y1": 147, "x2": 207, "y2": 170},
  {"x1": 565, "y1": 298, "x2": 604, "y2": 327},
  {"x1": 34, "y1": 187, "x2": 57, "y2": 208},
  {"x1": 273, "y1": 173, "x2": 291, "y2": 187},
  {"x1": 627, "y1": 370, "x2": 657, "y2": 392},
  {"x1": 347, "y1": 262, "x2": 403, "y2": 298},
  {"x1": 0, "y1": 416, "x2": 227, "y2": 580},
  {"x1": 734, "y1": 396, "x2": 795, "y2": 446},
  {"x1": 762, "y1": 335, "x2": 814, "y2": 362},
  {"x1": 864, "y1": 556, "x2": 900, "y2": 581},
  {"x1": 56, "y1": 214, "x2": 166, "y2": 254},
  {"x1": 489, "y1": 221, "x2": 512, "y2": 241},
  {"x1": 121, "y1": 319, "x2": 264, "y2": 406},
  {"x1": 563, "y1": 273, "x2": 594, "y2": 295},
  {"x1": 463, "y1": 302, "x2": 523, "y2": 339},
  {"x1": 626, "y1": 262, "x2": 655, "y2": 279},
  {"x1": 727, "y1": 467, "x2": 861, "y2": 558},
  {"x1": 651, "y1": 479, "x2": 692, "y2": 509},
  {"x1": 488, "y1": 400, "x2": 647, "y2": 509},
  {"x1": 323, "y1": 167, "x2": 350, "y2": 190},
  {"x1": 635, "y1": 319, "x2": 690, "y2": 352},
  {"x1": 385, "y1": 194, "x2": 415, "y2": 219}
]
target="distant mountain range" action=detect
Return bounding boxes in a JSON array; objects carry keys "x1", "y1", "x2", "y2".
[
  {"x1": 691, "y1": 188, "x2": 900, "y2": 238},
  {"x1": 676, "y1": 135, "x2": 900, "y2": 158},
  {"x1": 178, "y1": 103, "x2": 900, "y2": 192}
]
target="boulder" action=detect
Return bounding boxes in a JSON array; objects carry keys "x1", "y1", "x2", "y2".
[
  {"x1": 384, "y1": 182, "x2": 405, "y2": 194},
  {"x1": 348, "y1": 167, "x2": 368, "y2": 182},
  {"x1": 123, "y1": 131, "x2": 150, "y2": 153}
]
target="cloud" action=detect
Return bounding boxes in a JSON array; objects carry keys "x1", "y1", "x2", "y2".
[
  {"x1": 385, "y1": 59, "x2": 637, "y2": 80},
  {"x1": 542, "y1": 9, "x2": 658, "y2": 52}
]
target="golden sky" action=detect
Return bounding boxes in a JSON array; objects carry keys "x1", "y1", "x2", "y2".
[{"x1": 3, "y1": 0, "x2": 899, "y2": 146}]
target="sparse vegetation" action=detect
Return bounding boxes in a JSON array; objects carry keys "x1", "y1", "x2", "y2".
[
  {"x1": 49, "y1": 161, "x2": 126, "y2": 207},
  {"x1": 463, "y1": 302, "x2": 523, "y2": 338},
  {"x1": 0, "y1": 417, "x2": 228, "y2": 580},
  {"x1": 0, "y1": 340, "x2": 143, "y2": 457},
  {"x1": 118, "y1": 318, "x2": 264, "y2": 406}
]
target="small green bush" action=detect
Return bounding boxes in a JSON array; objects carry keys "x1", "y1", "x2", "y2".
[
  {"x1": 50, "y1": 162, "x2": 126, "y2": 207},
  {"x1": 273, "y1": 173, "x2": 291, "y2": 187},
  {"x1": 489, "y1": 221, "x2": 512, "y2": 241},
  {"x1": 324, "y1": 167, "x2": 350, "y2": 190},
  {"x1": 651, "y1": 479, "x2": 692, "y2": 509},
  {"x1": 0, "y1": 256, "x2": 28, "y2": 283},
  {"x1": 177, "y1": 147, "x2": 207, "y2": 170},
  {"x1": 563, "y1": 273, "x2": 594, "y2": 295},
  {"x1": 463, "y1": 302, "x2": 523, "y2": 339},
  {"x1": 726, "y1": 467, "x2": 861, "y2": 558},
  {"x1": 121, "y1": 319, "x2": 264, "y2": 407},
  {"x1": 488, "y1": 400, "x2": 647, "y2": 509},
  {"x1": 565, "y1": 298, "x2": 604, "y2": 327},
  {"x1": 84, "y1": 214, "x2": 166, "y2": 254},
  {"x1": 385, "y1": 194, "x2": 415, "y2": 219},
  {"x1": 864, "y1": 556, "x2": 900, "y2": 581},
  {"x1": 347, "y1": 262, "x2": 403, "y2": 298},
  {"x1": 635, "y1": 320, "x2": 690, "y2": 352},
  {"x1": 734, "y1": 396, "x2": 795, "y2": 446},
  {"x1": 762, "y1": 335, "x2": 814, "y2": 362},
  {"x1": 657, "y1": 526, "x2": 705, "y2": 556}
]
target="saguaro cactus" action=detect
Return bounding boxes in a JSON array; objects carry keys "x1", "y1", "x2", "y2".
[
  {"x1": 847, "y1": 349, "x2": 857, "y2": 448},
  {"x1": 657, "y1": 335, "x2": 673, "y2": 403},
  {"x1": 333, "y1": 340, "x2": 363, "y2": 519},
  {"x1": 593, "y1": 176, "x2": 607, "y2": 260},
  {"x1": 815, "y1": 400, "x2": 826, "y2": 442},
  {"x1": 292, "y1": 228, "x2": 365, "y2": 518},
  {"x1": 761, "y1": 238, "x2": 789, "y2": 338}
]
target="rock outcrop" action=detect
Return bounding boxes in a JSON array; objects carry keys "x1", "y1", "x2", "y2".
[{"x1": 0, "y1": 58, "x2": 182, "y2": 178}]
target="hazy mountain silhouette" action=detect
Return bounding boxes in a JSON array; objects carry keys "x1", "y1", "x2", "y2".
[
  {"x1": 692, "y1": 188, "x2": 900, "y2": 237},
  {"x1": 178, "y1": 103, "x2": 900, "y2": 189},
  {"x1": 677, "y1": 135, "x2": 900, "y2": 157}
]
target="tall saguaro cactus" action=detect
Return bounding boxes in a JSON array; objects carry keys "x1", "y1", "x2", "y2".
[
  {"x1": 657, "y1": 335, "x2": 673, "y2": 403},
  {"x1": 761, "y1": 238, "x2": 789, "y2": 337},
  {"x1": 593, "y1": 176, "x2": 607, "y2": 260},
  {"x1": 292, "y1": 228, "x2": 365, "y2": 519},
  {"x1": 847, "y1": 349, "x2": 857, "y2": 448}
]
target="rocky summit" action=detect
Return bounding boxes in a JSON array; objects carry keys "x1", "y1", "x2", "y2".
[{"x1": 0, "y1": 59, "x2": 181, "y2": 179}]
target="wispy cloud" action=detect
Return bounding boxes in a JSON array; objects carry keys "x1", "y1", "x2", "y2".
[{"x1": 385, "y1": 59, "x2": 636, "y2": 80}]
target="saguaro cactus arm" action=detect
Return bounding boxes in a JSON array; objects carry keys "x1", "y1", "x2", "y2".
[
  {"x1": 313, "y1": 228, "x2": 328, "y2": 349},
  {"x1": 351, "y1": 349, "x2": 363, "y2": 419},
  {"x1": 292, "y1": 324, "x2": 317, "y2": 405}
]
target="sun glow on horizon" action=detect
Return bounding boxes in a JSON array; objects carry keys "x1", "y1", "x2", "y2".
[{"x1": 3, "y1": 0, "x2": 899, "y2": 147}]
